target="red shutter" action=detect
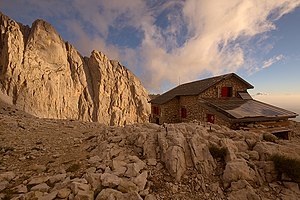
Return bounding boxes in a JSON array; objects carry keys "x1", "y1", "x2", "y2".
[
  {"x1": 181, "y1": 108, "x2": 187, "y2": 118},
  {"x1": 221, "y1": 87, "x2": 228, "y2": 97},
  {"x1": 152, "y1": 106, "x2": 160, "y2": 115}
]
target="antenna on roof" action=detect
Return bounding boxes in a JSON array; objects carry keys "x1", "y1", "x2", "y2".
[{"x1": 178, "y1": 76, "x2": 181, "y2": 85}]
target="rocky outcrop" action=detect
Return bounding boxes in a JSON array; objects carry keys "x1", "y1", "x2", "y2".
[
  {"x1": 1, "y1": 104, "x2": 300, "y2": 199},
  {"x1": 0, "y1": 12, "x2": 150, "y2": 125}
]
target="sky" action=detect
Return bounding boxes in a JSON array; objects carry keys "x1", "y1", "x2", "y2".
[{"x1": 1, "y1": 0, "x2": 300, "y2": 120}]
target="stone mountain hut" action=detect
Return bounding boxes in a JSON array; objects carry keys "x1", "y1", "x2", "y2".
[{"x1": 149, "y1": 73, "x2": 298, "y2": 129}]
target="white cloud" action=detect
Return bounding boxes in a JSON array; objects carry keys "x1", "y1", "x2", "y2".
[
  {"x1": 2, "y1": 0, "x2": 300, "y2": 92},
  {"x1": 262, "y1": 54, "x2": 285, "y2": 69}
]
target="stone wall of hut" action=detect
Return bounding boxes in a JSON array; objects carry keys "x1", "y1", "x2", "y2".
[{"x1": 150, "y1": 76, "x2": 251, "y2": 126}]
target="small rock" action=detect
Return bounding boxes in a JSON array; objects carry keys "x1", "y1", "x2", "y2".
[
  {"x1": 14, "y1": 184, "x2": 28, "y2": 193},
  {"x1": 230, "y1": 180, "x2": 251, "y2": 191},
  {"x1": 145, "y1": 194, "x2": 157, "y2": 200},
  {"x1": 29, "y1": 164, "x2": 47, "y2": 173},
  {"x1": 117, "y1": 179, "x2": 138, "y2": 193},
  {"x1": 100, "y1": 173, "x2": 121, "y2": 187},
  {"x1": 104, "y1": 166, "x2": 112, "y2": 173},
  {"x1": 283, "y1": 182, "x2": 300, "y2": 194},
  {"x1": 147, "y1": 159, "x2": 157, "y2": 166},
  {"x1": 28, "y1": 176, "x2": 49, "y2": 185},
  {"x1": 52, "y1": 154, "x2": 60, "y2": 158},
  {"x1": 39, "y1": 191, "x2": 58, "y2": 200},
  {"x1": 74, "y1": 189, "x2": 94, "y2": 200},
  {"x1": 0, "y1": 171, "x2": 15, "y2": 181},
  {"x1": 70, "y1": 182, "x2": 90, "y2": 195},
  {"x1": 30, "y1": 183, "x2": 50, "y2": 192},
  {"x1": 133, "y1": 171, "x2": 148, "y2": 191},
  {"x1": 23, "y1": 191, "x2": 44, "y2": 199},
  {"x1": 110, "y1": 148, "x2": 121, "y2": 158},
  {"x1": 112, "y1": 158, "x2": 127, "y2": 176},
  {"x1": 247, "y1": 151, "x2": 260, "y2": 160},
  {"x1": 281, "y1": 173, "x2": 292, "y2": 181},
  {"x1": 84, "y1": 173, "x2": 101, "y2": 189},
  {"x1": 86, "y1": 167, "x2": 96, "y2": 173},
  {"x1": 0, "y1": 180, "x2": 9, "y2": 192},
  {"x1": 57, "y1": 188, "x2": 71, "y2": 198},
  {"x1": 71, "y1": 178, "x2": 88, "y2": 184},
  {"x1": 88, "y1": 156, "x2": 101, "y2": 165},
  {"x1": 123, "y1": 191, "x2": 143, "y2": 200},
  {"x1": 139, "y1": 188, "x2": 150, "y2": 196},
  {"x1": 210, "y1": 182, "x2": 224, "y2": 195},
  {"x1": 48, "y1": 173, "x2": 67, "y2": 185},
  {"x1": 95, "y1": 188, "x2": 123, "y2": 200}
]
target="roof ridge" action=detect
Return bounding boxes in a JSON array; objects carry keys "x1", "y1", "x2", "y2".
[{"x1": 150, "y1": 73, "x2": 252, "y2": 105}]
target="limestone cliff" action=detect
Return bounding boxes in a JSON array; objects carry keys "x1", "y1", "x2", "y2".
[{"x1": 0, "y1": 12, "x2": 150, "y2": 125}]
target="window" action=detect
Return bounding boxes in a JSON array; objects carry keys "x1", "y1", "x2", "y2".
[
  {"x1": 181, "y1": 107, "x2": 187, "y2": 118},
  {"x1": 238, "y1": 91, "x2": 252, "y2": 100},
  {"x1": 152, "y1": 106, "x2": 160, "y2": 115},
  {"x1": 221, "y1": 87, "x2": 233, "y2": 97},
  {"x1": 207, "y1": 114, "x2": 215, "y2": 123}
]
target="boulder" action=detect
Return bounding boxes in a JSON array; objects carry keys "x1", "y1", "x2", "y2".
[
  {"x1": 157, "y1": 130, "x2": 188, "y2": 181},
  {"x1": 227, "y1": 180, "x2": 260, "y2": 200},
  {"x1": 164, "y1": 146, "x2": 186, "y2": 181},
  {"x1": 101, "y1": 173, "x2": 121, "y2": 187},
  {"x1": 223, "y1": 159, "x2": 256, "y2": 185},
  {"x1": 188, "y1": 134, "x2": 216, "y2": 175},
  {"x1": 221, "y1": 138, "x2": 238, "y2": 162}
]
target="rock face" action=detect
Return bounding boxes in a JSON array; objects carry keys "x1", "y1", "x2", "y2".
[{"x1": 0, "y1": 12, "x2": 150, "y2": 125}]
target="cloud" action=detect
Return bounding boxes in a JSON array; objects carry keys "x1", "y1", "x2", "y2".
[
  {"x1": 262, "y1": 54, "x2": 285, "y2": 69},
  {"x1": 255, "y1": 92, "x2": 269, "y2": 96},
  {"x1": 2, "y1": 0, "x2": 300, "y2": 92}
]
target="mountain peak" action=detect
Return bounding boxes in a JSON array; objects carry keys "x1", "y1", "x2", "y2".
[{"x1": 0, "y1": 12, "x2": 150, "y2": 125}]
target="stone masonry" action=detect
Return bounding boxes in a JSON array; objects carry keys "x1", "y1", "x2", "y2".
[{"x1": 150, "y1": 76, "x2": 250, "y2": 127}]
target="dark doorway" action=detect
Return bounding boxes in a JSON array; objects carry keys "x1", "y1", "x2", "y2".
[
  {"x1": 207, "y1": 114, "x2": 215, "y2": 123},
  {"x1": 155, "y1": 117, "x2": 159, "y2": 125}
]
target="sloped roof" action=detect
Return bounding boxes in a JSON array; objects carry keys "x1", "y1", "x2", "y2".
[
  {"x1": 150, "y1": 73, "x2": 254, "y2": 105},
  {"x1": 202, "y1": 98, "x2": 298, "y2": 121}
]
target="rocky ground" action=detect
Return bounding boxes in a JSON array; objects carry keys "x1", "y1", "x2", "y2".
[{"x1": 0, "y1": 100, "x2": 300, "y2": 200}]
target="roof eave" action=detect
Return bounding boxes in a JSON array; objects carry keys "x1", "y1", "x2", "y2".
[{"x1": 231, "y1": 115, "x2": 297, "y2": 123}]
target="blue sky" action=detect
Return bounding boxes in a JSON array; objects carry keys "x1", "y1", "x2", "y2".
[{"x1": 1, "y1": 0, "x2": 300, "y2": 119}]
